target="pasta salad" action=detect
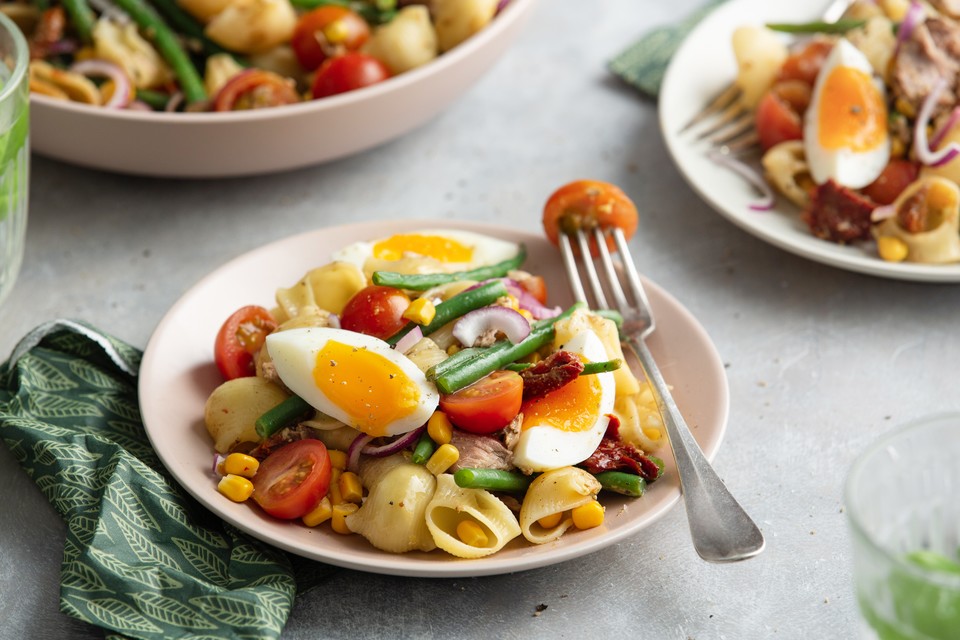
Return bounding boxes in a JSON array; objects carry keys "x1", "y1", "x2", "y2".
[
  {"x1": 727, "y1": 0, "x2": 960, "y2": 265},
  {"x1": 203, "y1": 183, "x2": 668, "y2": 559}
]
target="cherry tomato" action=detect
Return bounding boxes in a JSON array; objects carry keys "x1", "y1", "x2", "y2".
[
  {"x1": 439, "y1": 370, "x2": 524, "y2": 435},
  {"x1": 777, "y1": 40, "x2": 833, "y2": 86},
  {"x1": 755, "y1": 80, "x2": 810, "y2": 151},
  {"x1": 252, "y1": 440, "x2": 332, "y2": 520},
  {"x1": 310, "y1": 52, "x2": 390, "y2": 100},
  {"x1": 542, "y1": 180, "x2": 639, "y2": 256},
  {"x1": 291, "y1": 6, "x2": 370, "y2": 71},
  {"x1": 214, "y1": 305, "x2": 277, "y2": 380},
  {"x1": 861, "y1": 159, "x2": 920, "y2": 205},
  {"x1": 339, "y1": 285, "x2": 411, "y2": 340},
  {"x1": 212, "y1": 69, "x2": 301, "y2": 112},
  {"x1": 518, "y1": 275, "x2": 548, "y2": 305}
]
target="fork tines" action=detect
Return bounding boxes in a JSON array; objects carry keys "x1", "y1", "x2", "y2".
[
  {"x1": 679, "y1": 83, "x2": 759, "y2": 155},
  {"x1": 558, "y1": 227, "x2": 654, "y2": 337}
]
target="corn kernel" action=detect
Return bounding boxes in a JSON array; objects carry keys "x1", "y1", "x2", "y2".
[
  {"x1": 446, "y1": 344, "x2": 460, "y2": 355},
  {"x1": 217, "y1": 474, "x2": 254, "y2": 502},
  {"x1": 537, "y1": 512, "x2": 563, "y2": 529},
  {"x1": 642, "y1": 427, "x2": 662, "y2": 442},
  {"x1": 302, "y1": 496, "x2": 333, "y2": 527},
  {"x1": 74, "y1": 46, "x2": 96, "y2": 62},
  {"x1": 323, "y1": 18, "x2": 351, "y2": 44},
  {"x1": 456, "y1": 520, "x2": 489, "y2": 547},
  {"x1": 222, "y1": 453, "x2": 259, "y2": 478},
  {"x1": 426, "y1": 443, "x2": 459, "y2": 475},
  {"x1": 331, "y1": 502, "x2": 359, "y2": 534},
  {"x1": 427, "y1": 411, "x2": 453, "y2": 445},
  {"x1": 328, "y1": 449, "x2": 348, "y2": 470},
  {"x1": 877, "y1": 236, "x2": 909, "y2": 263},
  {"x1": 571, "y1": 501, "x2": 605, "y2": 530},
  {"x1": 403, "y1": 298, "x2": 436, "y2": 325},
  {"x1": 338, "y1": 471, "x2": 363, "y2": 504},
  {"x1": 518, "y1": 309, "x2": 534, "y2": 322}
]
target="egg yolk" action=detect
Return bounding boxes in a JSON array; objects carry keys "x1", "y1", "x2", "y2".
[
  {"x1": 373, "y1": 234, "x2": 474, "y2": 264},
  {"x1": 313, "y1": 340, "x2": 419, "y2": 436},
  {"x1": 520, "y1": 372, "x2": 603, "y2": 433},
  {"x1": 816, "y1": 65, "x2": 887, "y2": 152}
]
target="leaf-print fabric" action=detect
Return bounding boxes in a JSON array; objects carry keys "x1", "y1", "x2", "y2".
[{"x1": 0, "y1": 321, "x2": 332, "y2": 639}]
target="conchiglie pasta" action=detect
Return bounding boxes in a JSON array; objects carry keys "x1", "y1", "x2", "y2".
[
  {"x1": 345, "y1": 455, "x2": 437, "y2": 553},
  {"x1": 519, "y1": 467, "x2": 601, "y2": 545},
  {"x1": 761, "y1": 140, "x2": 815, "y2": 208},
  {"x1": 273, "y1": 262, "x2": 366, "y2": 323},
  {"x1": 204, "y1": 377, "x2": 289, "y2": 453},
  {"x1": 613, "y1": 386, "x2": 664, "y2": 454},
  {"x1": 424, "y1": 474, "x2": 521, "y2": 558},
  {"x1": 872, "y1": 176, "x2": 960, "y2": 264}
]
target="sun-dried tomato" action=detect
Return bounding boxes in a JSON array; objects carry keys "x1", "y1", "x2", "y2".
[
  {"x1": 519, "y1": 350, "x2": 584, "y2": 400},
  {"x1": 580, "y1": 416, "x2": 662, "y2": 480}
]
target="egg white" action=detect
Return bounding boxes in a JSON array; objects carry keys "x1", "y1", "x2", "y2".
[
  {"x1": 331, "y1": 229, "x2": 521, "y2": 276},
  {"x1": 803, "y1": 38, "x2": 890, "y2": 189},
  {"x1": 265, "y1": 327, "x2": 439, "y2": 437},
  {"x1": 511, "y1": 330, "x2": 616, "y2": 473}
]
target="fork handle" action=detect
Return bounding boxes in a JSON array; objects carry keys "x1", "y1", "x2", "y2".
[{"x1": 624, "y1": 335, "x2": 765, "y2": 563}]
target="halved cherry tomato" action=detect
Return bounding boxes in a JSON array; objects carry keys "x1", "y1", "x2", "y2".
[
  {"x1": 755, "y1": 80, "x2": 810, "y2": 151},
  {"x1": 339, "y1": 285, "x2": 411, "y2": 340},
  {"x1": 212, "y1": 69, "x2": 301, "y2": 112},
  {"x1": 861, "y1": 158, "x2": 920, "y2": 205},
  {"x1": 291, "y1": 6, "x2": 370, "y2": 71},
  {"x1": 311, "y1": 52, "x2": 390, "y2": 99},
  {"x1": 542, "y1": 180, "x2": 639, "y2": 256},
  {"x1": 439, "y1": 370, "x2": 524, "y2": 435},
  {"x1": 214, "y1": 305, "x2": 277, "y2": 380},
  {"x1": 252, "y1": 440, "x2": 332, "y2": 520},
  {"x1": 777, "y1": 40, "x2": 833, "y2": 86}
]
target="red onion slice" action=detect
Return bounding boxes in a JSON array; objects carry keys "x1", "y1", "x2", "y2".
[
  {"x1": 392, "y1": 325, "x2": 423, "y2": 354},
  {"x1": 453, "y1": 306, "x2": 531, "y2": 346},
  {"x1": 502, "y1": 279, "x2": 561, "y2": 319},
  {"x1": 347, "y1": 433, "x2": 373, "y2": 472},
  {"x1": 70, "y1": 59, "x2": 132, "y2": 109},
  {"x1": 362, "y1": 425, "x2": 426, "y2": 457},
  {"x1": 915, "y1": 78, "x2": 960, "y2": 167},
  {"x1": 126, "y1": 100, "x2": 153, "y2": 112},
  {"x1": 706, "y1": 150, "x2": 776, "y2": 211},
  {"x1": 871, "y1": 204, "x2": 896, "y2": 222},
  {"x1": 895, "y1": 0, "x2": 924, "y2": 56},
  {"x1": 212, "y1": 453, "x2": 226, "y2": 476},
  {"x1": 931, "y1": 106, "x2": 960, "y2": 150}
]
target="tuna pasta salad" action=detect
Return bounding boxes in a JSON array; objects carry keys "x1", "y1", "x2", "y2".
[
  {"x1": 202, "y1": 193, "x2": 668, "y2": 559},
  {"x1": 725, "y1": 0, "x2": 960, "y2": 265}
]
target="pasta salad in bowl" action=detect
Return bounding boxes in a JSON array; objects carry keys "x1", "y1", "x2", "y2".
[
  {"x1": 138, "y1": 189, "x2": 729, "y2": 576},
  {"x1": 15, "y1": 0, "x2": 538, "y2": 176}
]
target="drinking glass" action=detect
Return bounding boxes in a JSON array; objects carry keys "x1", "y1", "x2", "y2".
[
  {"x1": 0, "y1": 11, "x2": 28, "y2": 309},
  {"x1": 846, "y1": 413, "x2": 960, "y2": 640}
]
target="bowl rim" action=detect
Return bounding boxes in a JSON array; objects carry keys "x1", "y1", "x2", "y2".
[
  {"x1": 0, "y1": 12, "x2": 28, "y2": 106},
  {"x1": 29, "y1": 0, "x2": 538, "y2": 123}
]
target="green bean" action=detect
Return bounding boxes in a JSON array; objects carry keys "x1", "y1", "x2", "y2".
[
  {"x1": 255, "y1": 395, "x2": 314, "y2": 439},
  {"x1": 593, "y1": 308, "x2": 623, "y2": 330},
  {"x1": 386, "y1": 280, "x2": 508, "y2": 346},
  {"x1": 765, "y1": 19, "x2": 865, "y2": 34},
  {"x1": 372, "y1": 246, "x2": 527, "y2": 291},
  {"x1": 109, "y1": 0, "x2": 208, "y2": 103},
  {"x1": 62, "y1": 0, "x2": 96, "y2": 44},
  {"x1": 135, "y1": 89, "x2": 171, "y2": 110},
  {"x1": 428, "y1": 303, "x2": 585, "y2": 394},
  {"x1": 593, "y1": 471, "x2": 647, "y2": 497},
  {"x1": 411, "y1": 431, "x2": 436, "y2": 464},
  {"x1": 581, "y1": 359, "x2": 621, "y2": 375},
  {"x1": 453, "y1": 468, "x2": 533, "y2": 493},
  {"x1": 147, "y1": 0, "x2": 240, "y2": 59}
]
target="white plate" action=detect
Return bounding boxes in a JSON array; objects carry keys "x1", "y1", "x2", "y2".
[
  {"x1": 30, "y1": 0, "x2": 537, "y2": 178},
  {"x1": 139, "y1": 220, "x2": 729, "y2": 577},
  {"x1": 660, "y1": 0, "x2": 960, "y2": 283}
]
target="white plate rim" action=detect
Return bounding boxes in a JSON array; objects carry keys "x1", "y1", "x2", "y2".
[
  {"x1": 659, "y1": 0, "x2": 960, "y2": 283},
  {"x1": 138, "y1": 219, "x2": 730, "y2": 577}
]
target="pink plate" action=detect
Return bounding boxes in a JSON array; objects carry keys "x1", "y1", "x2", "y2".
[{"x1": 139, "y1": 220, "x2": 729, "y2": 577}]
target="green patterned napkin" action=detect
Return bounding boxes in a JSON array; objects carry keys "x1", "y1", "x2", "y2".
[
  {"x1": 608, "y1": 0, "x2": 725, "y2": 97},
  {"x1": 0, "y1": 320, "x2": 333, "y2": 640}
]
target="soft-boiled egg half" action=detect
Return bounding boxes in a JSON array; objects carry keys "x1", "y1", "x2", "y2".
[
  {"x1": 511, "y1": 330, "x2": 615, "y2": 473},
  {"x1": 803, "y1": 38, "x2": 890, "y2": 189},
  {"x1": 266, "y1": 327, "x2": 439, "y2": 437},
  {"x1": 332, "y1": 229, "x2": 521, "y2": 278}
]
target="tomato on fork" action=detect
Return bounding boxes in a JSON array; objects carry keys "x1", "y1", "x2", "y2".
[{"x1": 542, "y1": 180, "x2": 639, "y2": 256}]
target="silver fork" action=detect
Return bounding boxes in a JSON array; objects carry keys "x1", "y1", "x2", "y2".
[
  {"x1": 559, "y1": 227, "x2": 765, "y2": 563},
  {"x1": 679, "y1": 0, "x2": 856, "y2": 155}
]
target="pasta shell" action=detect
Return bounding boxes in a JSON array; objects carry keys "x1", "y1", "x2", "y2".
[
  {"x1": 519, "y1": 467, "x2": 601, "y2": 545},
  {"x1": 346, "y1": 456, "x2": 437, "y2": 553},
  {"x1": 274, "y1": 262, "x2": 366, "y2": 322},
  {"x1": 424, "y1": 474, "x2": 521, "y2": 558},
  {"x1": 872, "y1": 176, "x2": 960, "y2": 264}
]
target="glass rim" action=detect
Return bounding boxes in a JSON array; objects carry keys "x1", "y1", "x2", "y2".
[
  {"x1": 844, "y1": 412, "x2": 960, "y2": 589},
  {"x1": 0, "y1": 11, "x2": 28, "y2": 107}
]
